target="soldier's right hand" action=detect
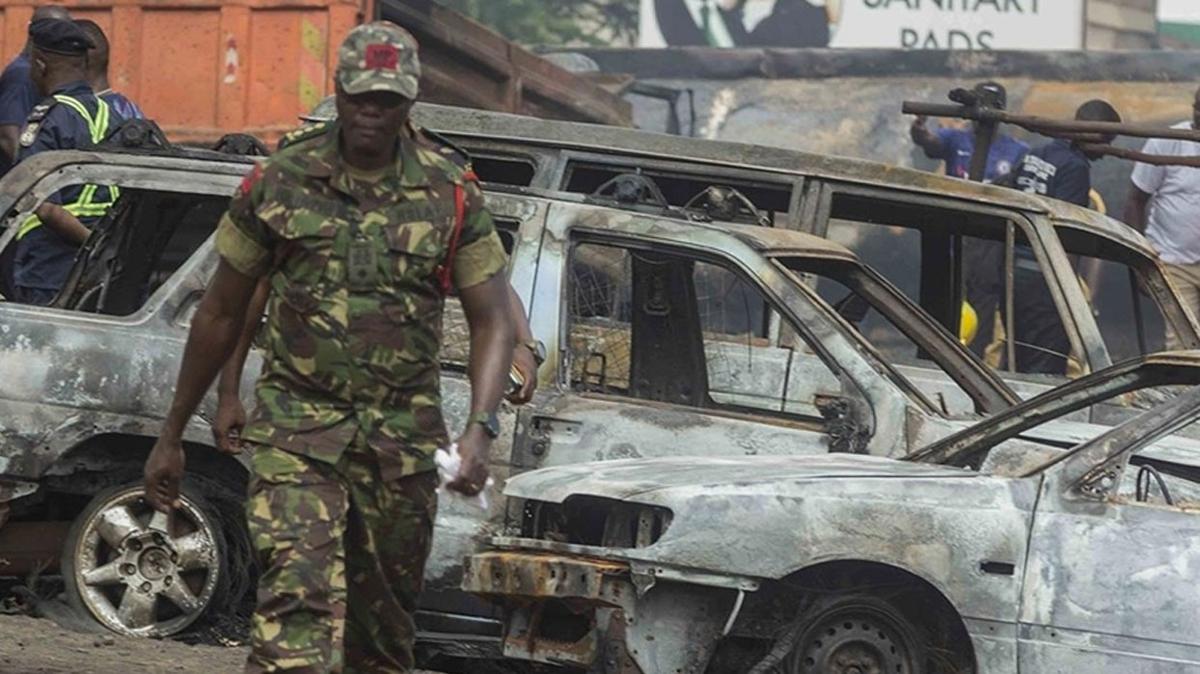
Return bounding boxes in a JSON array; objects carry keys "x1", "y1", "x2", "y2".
[
  {"x1": 144, "y1": 439, "x2": 186, "y2": 513},
  {"x1": 213, "y1": 395, "x2": 247, "y2": 455}
]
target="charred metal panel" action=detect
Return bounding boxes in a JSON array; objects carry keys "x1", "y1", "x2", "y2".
[
  {"x1": 500, "y1": 455, "x2": 1037, "y2": 629},
  {"x1": 464, "y1": 551, "x2": 728, "y2": 673}
]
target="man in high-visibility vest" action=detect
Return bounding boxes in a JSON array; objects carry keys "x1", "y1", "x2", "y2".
[
  {"x1": 0, "y1": 5, "x2": 71, "y2": 173},
  {"x1": 11, "y1": 18, "x2": 127, "y2": 306}
]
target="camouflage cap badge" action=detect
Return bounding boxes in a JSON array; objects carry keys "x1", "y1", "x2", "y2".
[{"x1": 336, "y1": 21, "x2": 420, "y2": 100}]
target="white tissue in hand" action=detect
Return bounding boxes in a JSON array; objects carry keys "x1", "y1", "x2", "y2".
[{"x1": 434, "y1": 442, "x2": 493, "y2": 510}]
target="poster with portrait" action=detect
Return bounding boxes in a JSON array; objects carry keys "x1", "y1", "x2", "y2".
[{"x1": 639, "y1": 0, "x2": 1084, "y2": 51}]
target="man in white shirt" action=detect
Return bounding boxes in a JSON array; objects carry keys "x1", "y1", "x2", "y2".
[{"x1": 1126, "y1": 87, "x2": 1200, "y2": 348}]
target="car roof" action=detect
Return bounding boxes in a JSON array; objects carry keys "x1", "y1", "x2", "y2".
[
  {"x1": 413, "y1": 103, "x2": 1060, "y2": 214},
  {"x1": 1051, "y1": 208, "x2": 1158, "y2": 258},
  {"x1": 1, "y1": 148, "x2": 860, "y2": 258},
  {"x1": 9, "y1": 107, "x2": 1149, "y2": 258}
]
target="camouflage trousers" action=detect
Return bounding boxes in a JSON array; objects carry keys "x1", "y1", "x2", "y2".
[{"x1": 244, "y1": 439, "x2": 438, "y2": 673}]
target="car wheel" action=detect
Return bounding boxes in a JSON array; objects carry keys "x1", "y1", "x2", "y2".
[
  {"x1": 61, "y1": 482, "x2": 226, "y2": 637},
  {"x1": 784, "y1": 595, "x2": 925, "y2": 674}
]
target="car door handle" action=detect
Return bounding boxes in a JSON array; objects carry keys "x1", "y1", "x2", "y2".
[{"x1": 980, "y1": 561, "x2": 1015, "y2": 576}]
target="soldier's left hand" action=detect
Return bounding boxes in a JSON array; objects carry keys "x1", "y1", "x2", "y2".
[{"x1": 446, "y1": 427, "x2": 490, "y2": 497}]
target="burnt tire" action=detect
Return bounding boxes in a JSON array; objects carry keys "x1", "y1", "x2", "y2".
[
  {"x1": 61, "y1": 481, "x2": 232, "y2": 637},
  {"x1": 784, "y1": 594, "x2": 926, "y2": 674}
]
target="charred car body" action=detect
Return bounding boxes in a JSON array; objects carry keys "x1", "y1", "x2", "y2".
[
  {"x1": 412, "y1": 104, "x2": 1200, "y2": 411},
  {"x1": 0, "y1": 109, "x2": 1192, "y2": 649},
  {"x1": 467, "y1": 353, "x2": 1200, "y2": 674},
  {"x1": 0, "y1": 136, "x2": 1022, "y2": 639}
]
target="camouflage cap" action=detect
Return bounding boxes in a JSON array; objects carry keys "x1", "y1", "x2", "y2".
[{"x1": 336, "y1": 21, "x2": 420, "y2": 99}]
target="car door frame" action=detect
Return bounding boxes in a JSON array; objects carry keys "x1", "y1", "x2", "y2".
[
  {"x1": 516, "y1": 199, "x2": 956, "y2": 474},
  {"x1": 0, "y1": 156, "x2": 248, "y2": 479},
  {"x1": 1018, "y1": 386, "x2": 1200, "y2": 672},
  {"x1": 803, "y1": 180, "x2": 1103, "y2": 381}
]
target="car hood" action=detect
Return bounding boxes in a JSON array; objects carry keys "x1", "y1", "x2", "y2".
[{"x1": 503, "y1": 454, "x2": 976, "y2": 504}]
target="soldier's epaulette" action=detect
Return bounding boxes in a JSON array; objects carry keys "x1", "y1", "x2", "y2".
[
  {"x1": 415, "y1": 125, "x2": 473, "y2": 169},
  {"x1": 19, "y1": 98, "x2": 58, "y2": 148},
  {"x1": 276, "y1": 121, "x2": 332, "y2": 152}
]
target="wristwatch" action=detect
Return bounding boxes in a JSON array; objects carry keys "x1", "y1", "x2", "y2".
[
  {"x1": 467, "y1": 410, "x2": 501, "y2": 439},
  {"x1": 520, "y1": 339, "x2": 547, "y2": 368}
]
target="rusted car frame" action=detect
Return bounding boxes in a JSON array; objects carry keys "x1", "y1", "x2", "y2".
[
  {"x1": 0, "y1": 148, "x2": 1018, "y2": 642},
  {"x1": 466, "y1": 355, "x2": 1200, "y2": 673},
  {"x1": 413, "y1": 103, "x2": 1200, "y2": 412}
]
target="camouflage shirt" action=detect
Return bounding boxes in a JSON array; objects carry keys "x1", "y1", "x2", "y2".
[{"x1": 216, "y1": 125, "x2": 507, "y2": 478}]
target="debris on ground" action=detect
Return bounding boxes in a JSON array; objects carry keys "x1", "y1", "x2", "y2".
[{"x1": 0, "y1": 613, "x2": 448, "y2": 674}]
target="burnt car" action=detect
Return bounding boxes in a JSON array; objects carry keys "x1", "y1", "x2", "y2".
[
  {"x1": 465, "y1": 353, "x2": 1200, "y2": 674},
  {"x1": 0, "y1": 139, "x2": 1021, "y2": 641},
  {"x1": 412, "y1": 103, "x2": 1200, "y2": 410}
]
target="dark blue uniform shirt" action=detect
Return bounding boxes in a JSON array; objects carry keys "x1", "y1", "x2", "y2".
[
  {"x1": 13, "y1": 81, "x2": 126, "y2": 298},
  {"x1": 933, "y1": 127, "x2": 1029, "y2": 183},
  {"x1": 1013, "y1": 139, "x2": 1091, "y2": 207},
  {"x1": 0, "y1": 54, "x2": 38, "y2": 174},
  {"x1": 1012, "y1": 139, "x2": 1091, "y2": 265}
]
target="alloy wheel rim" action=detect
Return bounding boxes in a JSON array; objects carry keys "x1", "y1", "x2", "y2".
[{"x1": 73, "y1": 487, "x2": 220, "y2": 637}]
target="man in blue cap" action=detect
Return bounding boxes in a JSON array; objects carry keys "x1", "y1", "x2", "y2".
[
  {"x1": 910, "y1": 81, "x2": 1029, "y2": 183},
  {"x1": 10, "y1": 17, "x2": 128, "y2": 305},
  {"x1": 0, "y1": 5, "x2": 71, "y2": 172}
]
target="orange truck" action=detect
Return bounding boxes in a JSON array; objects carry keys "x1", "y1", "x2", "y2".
[{"x1": 0, "y1": 0, "x2": 629, "y2": 145}]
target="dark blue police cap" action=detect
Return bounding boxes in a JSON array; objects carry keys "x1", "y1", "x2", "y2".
[{"x1": 29, "y1": 18, "x2": 94, "y2": 56}]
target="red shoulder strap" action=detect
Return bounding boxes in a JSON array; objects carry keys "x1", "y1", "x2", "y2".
[{"x1": 438, "y1": 181, "x2": 467, "y2": 295}]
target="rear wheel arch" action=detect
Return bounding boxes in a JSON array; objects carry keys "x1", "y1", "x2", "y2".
[{"x1": 45, "y1": 433, "x2": 251, "y2": 496}]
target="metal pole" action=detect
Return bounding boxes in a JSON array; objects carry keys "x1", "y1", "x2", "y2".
[
  {"x1": 902, "y1": 102, "x2": 1200, "y2": 143},
  {"x1": 969, "y1": 117, "x2": 999, "y2": 183}
]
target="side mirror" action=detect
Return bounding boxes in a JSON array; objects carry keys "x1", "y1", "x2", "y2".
[{"x1": 815, "y1": 394, "x2": 870, "y2": 454}]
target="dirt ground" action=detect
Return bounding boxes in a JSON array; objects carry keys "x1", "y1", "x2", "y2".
[{"x1": 0, "y1": 614, "x2": 443, "y2": 674}]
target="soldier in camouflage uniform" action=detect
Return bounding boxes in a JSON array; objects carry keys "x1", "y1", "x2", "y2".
[
  {"x1": 213, "y1": 98, "x2": 543, "y2": 456},
  {"x1": 144, "y1": 22, "x2": 514, "y2": 673}
]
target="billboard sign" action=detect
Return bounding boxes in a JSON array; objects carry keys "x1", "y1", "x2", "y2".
[{"x1": 639, "y1": 0, "x2": 1085, "y2": 51}]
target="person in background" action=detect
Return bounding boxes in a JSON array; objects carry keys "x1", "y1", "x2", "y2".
[
  {"x1": 12, "y1": 18, "x2": 128, "y2": 306},
  {"x1": 911, "y1": 82, "x2": 1030, "y2": 368},
  {"x1": 0, "y1": 4, "x2": 71, "y2": 171},
  {"x1": 910, "y1": 81, "x2": 1029, "y2": 183},
  {"x1": 74, "y1": 19, "x2": 144, "y2": 121},
  {"x1": 1005, "y1": 99, "x2": 1122, "y2": 374},
  {"x1": 1125, "y1": 86, "x2": 1200, "y2": 349}
]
